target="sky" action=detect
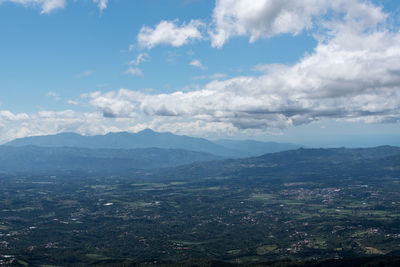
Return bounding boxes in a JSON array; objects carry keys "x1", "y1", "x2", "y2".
[{"x1": 0, "y1": 0, "x2": 400, "y2": 147}]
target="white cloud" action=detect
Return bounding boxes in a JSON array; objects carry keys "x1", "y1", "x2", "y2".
[
  {"x1": 47, "y1": 91, "x2": 61, "y2": 101},
  {"x1": 93, "y1": 0, "x2": 107, "y2": 13},
  {"x1": 209, "y1": 0, "x2": 386, "y2": 47},
  {"x1": 67, "y1": 99, "x2": 78, "y2": 105},
  {"x1": 46, "y1": 91, "x2": 57, "y2": 97},
  {"x1": 124, "y1": 67, "x2": 143, "y2": 77},
  {"x1": 190, "y1": 59, "x2": 207, "y2": 70},
  {"x1": 0, "y1": 110, "x2": 126, "y2": 144},
  {"x1": 40, "y1": 0, "x2": 64, "y2": 13},
  {"x1": 137, "y1": 20, "x2": 204, "y2": 49},
  {"x1": 129, "y1": 53, "x2": 150, "y2": 66},
  {"x1": 0, "y1": 110, "x2": 29, "y2": 121},
  {"x1": 0, "y1": 0, "x2": 66, "y2": 14},
  {"x1": 1, "y1": 0, "x2": 110, "y2": 13},
  {"x1": 0, "y1": 108, "x2": 250, "y2": 144},
  {"x1": 87, "y1": 89, "x2": 144, "y2": 118}
]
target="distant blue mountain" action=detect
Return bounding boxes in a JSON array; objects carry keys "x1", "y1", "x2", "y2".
[
  {"x1": 157, "y1": 146, "x2": 400, "y2": 181},
  {"x1": 0, "y1": 146, "x2": 222, "y2": 173},
  {"x1": 5, "y1": 129, "x2": 302, "y2": 157},
  {"x1": 215, "y1": 139, "x2": 300, "y2": 157},
  {"x1": 5, "y1": 129, "x2": 239, "y2": 157}
]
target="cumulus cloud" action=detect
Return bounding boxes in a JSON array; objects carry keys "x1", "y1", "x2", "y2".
[
  {"x1": 0, "y1": 0, "x2": 66, "y2": 14},
  {"x1": 190, "y1": 59, "x2": 207, "y2": 70},
  {"x1": 209, "y1": 0, "x2": 386, "y2": 47},
  {"x1": 129, "y1": 53, "x2": 150, "y2": 66},
  {"x1": 0, "y1": 110, "x2": 29, "y2": 121},
  {"x1": 87, "y1": 89, "x2": 144, "y2": 118},
  {"x1": 0, "y1": 109, "x2": 133, "y2": 144},
  {"x1": 137, "y1": 20, "x2": 205, "y2": 49},
  {"x1": 93, "y1": 0, "x2": 107, "y2": 13},
  {"x1": 0, "y1": 108, "x2": 247, "y2": 144},
  {"x1": 124, "y1": 67, "x2": 143, "y2": 77},
  {"x1": 67, "y1": 99, "x2": 79, "y2": 105}
]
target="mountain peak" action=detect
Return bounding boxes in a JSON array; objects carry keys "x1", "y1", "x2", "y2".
[
  {"x1": 137, "y1": 128, "x2": 156, "y2": 134},
  {"x1": 105, "y1": 131, "x2": 131, "y2": 136},
  {"x1": 55, "y1": 132, "x2": 83, "y2": 137}
]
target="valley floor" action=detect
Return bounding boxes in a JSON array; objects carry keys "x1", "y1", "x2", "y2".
[{"x1": 0, "y1": 170, "x2": 399, "y2": 266}]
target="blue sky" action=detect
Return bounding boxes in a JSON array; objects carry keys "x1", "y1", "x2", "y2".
[{"x1": 0, "y1": 0, "x2": 400, "y2": 147}]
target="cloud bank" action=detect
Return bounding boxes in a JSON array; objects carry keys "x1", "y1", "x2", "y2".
[{"x1": 86, "y1": 0, "x2": 400, "y2": 131}]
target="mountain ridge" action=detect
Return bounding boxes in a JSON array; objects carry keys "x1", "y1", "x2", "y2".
[
  {"x1": 5, "y1": 129, "x2": 301, "y2": 158},
  {"x1": 215, "y1": 139, "x2": 301, "y2": 157},
  {"x1": 0, "y1": 145, "x2": 222, "y2": 173},
  {"x1": 155, "y1": 145, "x2": 400, "y2": 181}
]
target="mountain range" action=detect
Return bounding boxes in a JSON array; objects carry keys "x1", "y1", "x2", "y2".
[
  {"x1": 0, "y1": 146, "x2": 222, "y2": 173},
  {"x1": 155, "y1": 145, "x2": 400, "y2": 181},
  {"x1": 5, "y1": 129, "x2": 300, "y2": 158},
  {"x1": 3, "y1": 130, "x2": 399, "y2": 177}
]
